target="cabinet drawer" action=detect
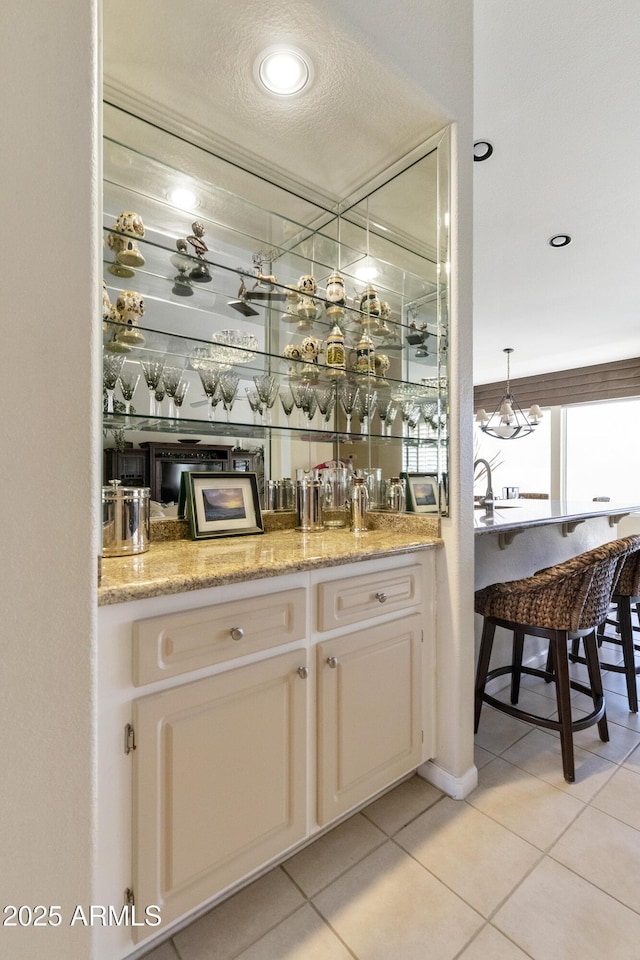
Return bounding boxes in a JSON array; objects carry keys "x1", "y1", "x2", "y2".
[
  {"x1": 133, "y1": 587, "x2": 306, "y2": 685},
  {"x1": 317, "y1": 565, "x2": 422, "y2": 632}
]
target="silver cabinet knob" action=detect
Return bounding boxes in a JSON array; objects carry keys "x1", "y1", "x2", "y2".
[
  {"x1": 375, "y1": 591, "x2": 387, "y2": 603},
  {"x1": 230, "y1": 626, "x2": 244, "y2": 642},
  {"x1": 297, "y1": 665, "x2": 309, "y2": 679},
  {"x1": 326, "y1": 656, "x2": 338, "y2": 669}
]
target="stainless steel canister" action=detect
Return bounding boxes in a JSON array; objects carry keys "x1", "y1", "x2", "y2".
[
  {"x1": 296, "y1": 478, "x2": 324, "y2": 531},
  {"x1": 386, "y1": 476, "x2": 406, "y2": 512},
  {"x1": 347, "y1": 476, "x2": 369, "y2": 532},
  {"x1": 102, "y1": 479, "x2": 150, "y2": 556}
]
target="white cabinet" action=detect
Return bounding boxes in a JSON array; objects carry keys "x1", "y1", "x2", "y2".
[
  {"x1": 317, "y1": 614, "x2": 423, "y2": 824},
  {"x1": 96, "y1": 552, "x2": 435, "y2": 958},
  {"x1": 132, "y1": 649, "x2": 308, "y2": 935}
]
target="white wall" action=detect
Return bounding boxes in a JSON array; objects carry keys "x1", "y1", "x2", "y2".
[{"x1": 0, "y1": 3, "x2": 100, "y2": 958}]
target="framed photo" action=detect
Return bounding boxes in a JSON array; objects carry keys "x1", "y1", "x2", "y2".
[
  {"x1": 182, "y1": 471, "x2": 264, "y2": 540},
  {"x1": 402, "y1": 472, "x2": 441, "y2": 514}
]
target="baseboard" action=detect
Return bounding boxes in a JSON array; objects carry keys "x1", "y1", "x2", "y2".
[{"x1": 417, "y1": 759, "x2": 478, "y2": 799}]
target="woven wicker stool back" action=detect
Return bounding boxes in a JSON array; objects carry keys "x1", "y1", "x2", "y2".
[
  {"x1": 475, "y1": 535, "x2": 640, "y2": 633},
  {"x1": 570, "y1": 541, "x2": 640, "y2": 711},
  {"x1": 474, "y1": 535, "x2": 640, "y2": 782}
]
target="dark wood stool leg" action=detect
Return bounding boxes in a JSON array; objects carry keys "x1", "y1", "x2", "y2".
[
  {"x1": 545, "y1": 642, "x2": 554, "y2": 681},
  {"x1": 569, "y1": 636, "x2": 580, "y2": 662},
  {"x1": 552, "y1": 631, "x2": 575, "y2": 782},
  {"x1": 618, "y1": 597, "x2": 638, "y2": 713},
  {"x1": 475, "y1": 618, "x2": 496, "y2": 732},
  {"x1": 511, "y1": 628, "x2": 525, "y2": 704},
  {"x1": 583, "y1": 629, "x2": 609, "y2": 742}
]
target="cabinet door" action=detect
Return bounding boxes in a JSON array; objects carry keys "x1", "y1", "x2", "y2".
[
  {"x1": 317, "y1": 614, "x2": 422, "y2": 825},
  {"x1": 132, "y1": 650, "x2": 308, "y2": 934}
]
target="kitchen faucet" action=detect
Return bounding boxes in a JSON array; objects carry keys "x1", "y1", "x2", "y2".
[{"x1": 474, "y1": 458, "x2": 494, "y2": 516}]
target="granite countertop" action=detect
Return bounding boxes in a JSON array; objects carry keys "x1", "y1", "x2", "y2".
[
  {"x1": 98, "y1": 518, "x2": 442, "y2": 606},
  {"x1": 474, "y1": 499, "x2": 640, "y2": 536}
]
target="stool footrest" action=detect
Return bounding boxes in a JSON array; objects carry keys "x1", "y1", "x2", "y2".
[{"x1": 483, "y1": 665, "x2": 606, "y2": 732}]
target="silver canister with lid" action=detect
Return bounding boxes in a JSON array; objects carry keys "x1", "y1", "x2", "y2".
[{"x1": 102, "y1": 479, "x2": 150, "y2": 556}]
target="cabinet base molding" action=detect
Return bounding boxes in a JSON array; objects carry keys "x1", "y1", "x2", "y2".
[{"x1": 417, "y1": 759, "x2": 478, "y2": 800}]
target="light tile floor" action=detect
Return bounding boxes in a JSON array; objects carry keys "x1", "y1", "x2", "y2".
[{"x1": 142, "y1": 650, "x2": 640, "y2": 960}]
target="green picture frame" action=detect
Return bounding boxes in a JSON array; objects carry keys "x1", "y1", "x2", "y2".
[{"x1": 401, "y1": 472, "x2": 441, "y2": 514}]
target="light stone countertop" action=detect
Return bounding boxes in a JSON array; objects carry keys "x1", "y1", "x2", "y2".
[{"x1": 98, "y1": 523, "x2": 443, "y2": 606}]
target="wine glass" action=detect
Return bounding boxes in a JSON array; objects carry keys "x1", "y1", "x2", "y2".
[
  {"x1": 290, "y1": 381, "x2": 311, "y2": 428},
  {"x1": 118, "y1": 366, "x2": 140, "y2": 415},
  {"x1": 377, "y1": 397, "x2": 393, "y2": 435},
  {"x1": 154, "y1": 381, "x2": 166, "y2": 416},
  {"x1": 162, "y1": 366, "x2": 183, "y2": 418},
  {"x1": 172, "y1": 379, "x2": 190, "y2": 418},
  {"x1": 383, "y1": 400, "x2": 399, "y2": 437},
  {"x1": 103, "y1": 354, "x2": 125, "y2": 414},
  {"x1": 139, "y1": 357, "x2": 166, "y2": 416},
  {"x1": 279, "y1": 385, "x2": 295, "y2": 425},
  {"x1": 219, "y1": 373, "x2": 240, "y2": 421},
  {"x1": 339, "y1": 383, "x2": 360, "y2": 434},
  {"x1": 359, "y1": 389, "x2": 378, "y2": 435},
  {"x1": 301, "y1": 387, "x2": 318, "y2": 427},
  {"x1": 208, "y1": 381, "x2": 222, "y2": 421},
  {"x1": 322, "y1": 392, "x2": 336, "y2": 426},
  {"x1": 245, "y1": 386, "x2": 263, "y2": 425},
  {"x1": 253, "y1": 374, "x2": 279, "y2": 426}
]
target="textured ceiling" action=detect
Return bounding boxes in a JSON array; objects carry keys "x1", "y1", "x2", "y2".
[
  {"x1": 103, "y1": 0, "x2": 640, "y2": 384},
  {"x1": 103, "y1": 0, "x2": 446, "y2": 204}
]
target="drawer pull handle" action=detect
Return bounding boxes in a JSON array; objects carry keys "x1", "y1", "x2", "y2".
[
  {"x1": 326, "y1": 656, "x2": 338, "y2": 669},
  {"x1": 375, "y1": 591, "x2": 387, "y2": 604},
  {"x1": 297, "y1": 666, "x2": 309, "y2": 680},
  {"x1": 230, "y1": 626, "x2": 244, "y2": 642}
]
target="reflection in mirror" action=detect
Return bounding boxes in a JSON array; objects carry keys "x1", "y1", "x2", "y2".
[{"x1": 102, "y1": 109, "x2": 450, "y2": 516}]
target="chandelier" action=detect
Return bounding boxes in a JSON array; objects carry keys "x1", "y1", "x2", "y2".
[{"x1": 475, "y1": 348, "x2": 543, "y2": 439}]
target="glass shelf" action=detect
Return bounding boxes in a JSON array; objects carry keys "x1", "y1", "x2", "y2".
[{"x1": 102, "y1": 116, "x2": 451, "y2": 514}]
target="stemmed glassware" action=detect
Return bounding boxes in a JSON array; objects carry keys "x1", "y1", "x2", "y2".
[
  {"x1": 253, "y1": 374, "x2": 279, "y2": 426},
  {"x1": 245, "y1": 386, "x2": 263, "y2": 425},
  {"x1": 321, "y1": 392, "x2": 336, "y2": 426},
  {"x1": 219, "y1": 373, "x2": 240, "y2": 421},
  {"x1": 381, "y1": 400, "x2": 399, "y2": 436},
  {"x1": 118, "y1": 365, "x2": 140, "y2": 415},
  {"x1": 162, "y1": 366, "x2": 183, "y2": 418},
  {"x1": 103, "y1": 354, "x2": 125, "y2": 414},
  {"x1": 359, "y1": 389, "x2": 378, "y2": 435},
  {"x1": 278, "y1": 385, "x2": 295, "y2": 425},
  {"x1": 208, "y1": 381, "x2": 222, "y2": 421},
  {"x1": 339, "y1": 383, "x2": 360, "y2": 434},
  {"x1": 139, "y1": 357, "x2": 166, "y2": 417},
  {"x1": 314, "y1": 384, "x2": 335, "y2": 428},
  {"x1": 154, "y1": 381, "x2": 166, "y2": 416},
  {"x1": 195, "y1": 366, "x2": 220, "y2": 420},
  {"x1": 301, "y1": 388, "x2": 318, "y2": 427},
  {"x1": 172, "y1": 379, "x2": 190, "y2": 419},
  {"x1": 290, "y1": 381, "x2": 311, "y2": 428}
]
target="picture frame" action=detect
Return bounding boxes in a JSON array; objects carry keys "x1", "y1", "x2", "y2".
[
  {"x1": 401, "y1": 472, "x2": 441, "y2": 514},
  {"x1": 182, "y1": 471, "x2": 264, "y2": 540}
]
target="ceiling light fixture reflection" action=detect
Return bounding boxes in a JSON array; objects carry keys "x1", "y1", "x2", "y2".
[
  {"x1": 475, "y1": 348, "x2": 543, "y2": 440},
  {"x1": 355, "y1": 265, "x2": 378, "y2": 282},
  {"x1": 255, "y1": 46, "x2": 313, "y2": 96}
]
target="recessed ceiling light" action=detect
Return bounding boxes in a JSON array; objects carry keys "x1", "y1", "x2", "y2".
[
  {"x1": 473, "y1": 141, "x2": 494, "y2": 161},
  {"x1": 548, "y1": 234, "x2": 572, "y2": 247},
  {"x1": 255, "y1": 46, "x2": 313, "y2": 97},
  {"x1": 169, "y1": 187, "x2": 198, "y2": 209}
]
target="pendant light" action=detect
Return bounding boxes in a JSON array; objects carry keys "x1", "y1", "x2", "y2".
[{"x1": 475, "y1": 348, "x2": 543, "y2": 439}]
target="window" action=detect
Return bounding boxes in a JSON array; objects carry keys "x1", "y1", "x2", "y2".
[{"x1": 565, "y1": 397, "x2": 640, "y2": 502}]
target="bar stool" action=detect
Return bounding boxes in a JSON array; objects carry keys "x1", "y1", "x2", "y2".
[
  {"x1": 570, "y1": 546, "x2": 640, "y2": 711},
  {"x1": 474, "y1": 536, "x2": 640, "y2": 782}
]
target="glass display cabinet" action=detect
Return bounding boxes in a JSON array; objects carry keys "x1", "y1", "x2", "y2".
[{"x1": 102, "y1": 111, "x2": 450, "y2": 514}]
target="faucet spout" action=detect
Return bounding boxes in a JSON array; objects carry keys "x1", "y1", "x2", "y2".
[{"x1": 474, "y1": 458, "x2": 495, "y2": 514}]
